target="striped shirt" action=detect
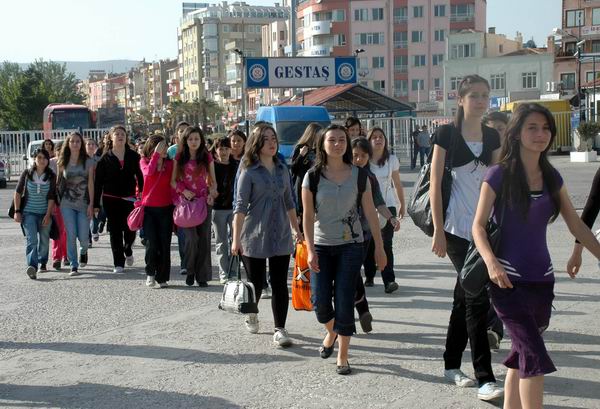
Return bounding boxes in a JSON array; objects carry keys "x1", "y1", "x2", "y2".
[{"x1": 23, "y1": 173, "x2": 50, "y2": 214}]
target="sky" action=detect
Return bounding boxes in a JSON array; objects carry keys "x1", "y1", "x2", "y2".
[{"x1": 0, "y1": 0, "x2": 562, "y2": 63}]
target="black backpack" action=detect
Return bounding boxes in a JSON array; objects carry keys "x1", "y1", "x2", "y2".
[{"x1": 307, "y1": 166, "x2": 368, "y2": 213}]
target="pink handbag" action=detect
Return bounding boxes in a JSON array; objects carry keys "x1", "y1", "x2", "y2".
[
  {"x1": 127, "y1": 173, "x2": 161, "y2": 231},
  {"x1": 173, "y1": 196, "x2": 207, "y2": 228}
]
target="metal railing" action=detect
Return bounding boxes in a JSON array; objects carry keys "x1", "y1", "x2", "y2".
[{"x1": 0, "y1": 128, "x2": 110, "y2": 178}]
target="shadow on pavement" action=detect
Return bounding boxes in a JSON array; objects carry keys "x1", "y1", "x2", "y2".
[
  {"x1": 0, "y1": 382, "x2": 241, "y2": 408},
  {"x1": 0, "y1": 341, "x2": 302, "y2": 365}
]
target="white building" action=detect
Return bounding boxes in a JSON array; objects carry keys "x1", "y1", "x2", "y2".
[{"x1": 443, "y1": 30, "x2": 552, "y2": 115}]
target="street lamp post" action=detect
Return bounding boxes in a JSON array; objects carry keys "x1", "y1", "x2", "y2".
[{"x1": 234, "y1": 48, "x2": 249, "y2": 136}]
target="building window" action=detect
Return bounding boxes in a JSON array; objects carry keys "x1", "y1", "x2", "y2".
[
  {"x1": 566, "y1": 9, "x2": 585, "y2": 27},
  {"x1": 450, "y1": 4, "x2": 474, "y2": 22},
  {"x1": 593, "y1": 8, "x2": 600, "y2": 25},
  {"x1": 561, "y1": 73, "x2": 576, "y2": 90},
  {"x1": 434, "y1": 30, "x2": 445, "y2": 42},
  {"x1": 357, "y1": 57, "x2": 368, "y2": 69},
  {"x1": 394, "y1": 79, "x2": 408, "y2": 97},
  {"x1": 373, "y1": 80, "x2": 385, "y2": 91},
  {"x1": 586, "y1": 71, "x2": 600, "y2": 83},
  {"x1": 334, "y1": 34, "x2": 346, "y2": 46},
  {"x1": 434, "y1": 5, "x2": 446, "y2": 17},
  {"x1": 412, "y1": 79, "x2": 425, "y2": 91},
  {"x1": 413, "y1": 55, "x2": 426, "y2": 67},
  {"x1": 394, "y1": 31, "x2": 408, "y2": 48},
  {"x1": 432, "y1": 54, "x2": 444, "y2": 66},
  {"x1": 372, "y1": 8, "x2": 384, "y2": 21},
  {"x1": 450, "y1": 43, "x2": 476, "y2": 59},
  {"x1": 372, "y1": 56, "x2": 384, "y2": 69},
  {"x1": 394, "y1": 55, "x2": 408, "y2": 72},
  {"x1": 592, "y1": 40, "x2": 600, "y2": 53},
  {"x1": 355, "y1": 32, "x2": 384, "y2": 45},
  {"x1": 450, "y1": 76, "x2": 463, "y2": 91},
  {"x1": 413, "y1": 6, "x2": 424, "y2": 18},
  {"x1": 280, "y1": 30, "x2": 285, "y2": 41},
  {"x1": 490, "y1": 73, "x2": 505, "y2": 90},
  {"x1": 394, "y1": 7, "x2": 408, "y2": 23},
  {"x1": 434, "y1": 78, "x2": 441, "y2": 89},
  {"x1": 354, "y1": 8, "x2": 368, "y2": 21},
  {"x1": 522, "y1": 72, "x2": 538, "y2": 89},
  {"x1": 333, "y1": 9, "x2": 345, "y2": 21},
  {"x1": 412, "y1": 31, "x2": 423, "y2": 43}
]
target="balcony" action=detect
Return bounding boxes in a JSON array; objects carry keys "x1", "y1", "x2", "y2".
[
  {"x1": 394, "y1": 16, "x2": 408, "y2": 24},
  {"x1": 394, "y1": 65, "x2": 408, "y2": 73},
  {"x1": 394, "y1": 40, "x2": 408, "y2": 49},
  {"x1": 450, "y1": 14, "x2": 474, "y2": 22}
]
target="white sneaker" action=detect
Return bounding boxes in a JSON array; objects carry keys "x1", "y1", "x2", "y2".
[
  {"x1": 262, "y1": 286, "x2": 271, "y2": 299},
  {"x1": 69, "y1": 268, "x2": 80, "y2": 277},
  {"x1": 158, "y1": 282, "x2": 169, "y2": 288},
  {"x1": 444, "y1": 369, "x2": 475, "y2": 387},
  {"x1": 180, "y1": 268, "x2": 187, "y2": 276},
  {"x1": 146, "y1": 276, "x2": 156, "y2": 287},
  {"x1": 113, "y1": 266, "x2": 124, "y2": 273},
  {"x1": 245, "y1": 313, "x2": 259, "y2": 334},
  {"x1": 125, "y1": 255, "x2": 134, "y2": 266},
  {"x1": 477, "y1": 382, "x2": 504, "y2": 401},
  {"x1": 273, "y1": 328, "x2": 292, "y2": 347}
]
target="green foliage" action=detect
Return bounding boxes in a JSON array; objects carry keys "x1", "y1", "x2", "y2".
[
  {"x1": 0, "y1": 59, "x2": 84, "y2": 130},
  {"x1": 577, "y1": 121, "x2": 600, "y2": 141}
]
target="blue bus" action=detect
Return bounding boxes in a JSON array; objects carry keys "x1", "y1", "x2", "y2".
[{"x1": 256, "y1": 106, "x2": 331, "y2": 160}]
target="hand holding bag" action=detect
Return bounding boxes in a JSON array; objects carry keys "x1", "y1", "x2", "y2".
[
  {"x1": 173, "y1": 195, "x2": 208, "y2": 228},
  {"x1": 407, "y1": 128, "x2": 456, "y2": 237},
  {"x1": 459, "y1": 202, "x2": 506, "y2": 296},
  {"x1": 218, "y1": 255, "x2": 259, "y2": 314},
  {"x1": 291, "y1": 241, "x2": 313, "y2": 311},
  {"x1": 377, "y1": 161, "x2": 393, "y2": 229}
]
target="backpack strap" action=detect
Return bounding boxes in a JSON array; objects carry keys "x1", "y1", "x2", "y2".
[
  {"x1": 307, "y1": 167, "x2": 320, "y2": 213},
  {"x1": 356, "y1": 166, "x2": 368, "y2": 209}
]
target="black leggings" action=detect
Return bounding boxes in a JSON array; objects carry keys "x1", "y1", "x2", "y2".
[
  {"x1": 443, "y1": 232, "x2": 495, "y2": 386},
  {"x1": 242, "y1": 255, "x2": 291, "y2": 329}
]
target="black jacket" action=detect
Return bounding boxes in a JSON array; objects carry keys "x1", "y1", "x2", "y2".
[{"x1": 94, "y1": 148, "x2": 143, "y2": 208}]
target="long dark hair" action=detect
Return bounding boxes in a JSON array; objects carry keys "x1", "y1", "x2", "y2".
[
  {"x1": 366, "y1": 127, "x2": 390, "y2": 167},
  {"x1": 499, "y1": 103, "x2": 560, "y2": 221},
  {"x1": 314, "y1": 124, "x2": 353, "y2": 172},
  {"x1": 351, "y1": 136, "x2": 373, "y2": 158},
  {"x1": 29, "y1": 148, "x2": 54, "y2": 181},
  {"x1": 176, "y1": 126, "x2": 209, "y2": 179},
  {"x1": 142, "y1": 134, "x2": 168, "y2": 159},
  {"x1": 242, "y1": 124, "x2": 279, "y2": 168},
  {"x1": 455, "y1": 75, "x2": 490, "y2": 130},
  {"x1": 57, "y1": 132, "x2": 88, "y2": 168}
]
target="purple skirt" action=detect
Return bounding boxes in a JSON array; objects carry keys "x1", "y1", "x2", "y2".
[{"x1": 490, "y1": 282, "x2": 557, "y2": 378}]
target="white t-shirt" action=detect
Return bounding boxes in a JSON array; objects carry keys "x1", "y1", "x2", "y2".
[{"x1": 369, "y1": 154, "x2": 400, "y2": 208}]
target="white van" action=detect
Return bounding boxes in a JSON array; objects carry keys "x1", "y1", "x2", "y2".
[{"x1": 24, "y1": 139, "x2": 64, "y2": 168}]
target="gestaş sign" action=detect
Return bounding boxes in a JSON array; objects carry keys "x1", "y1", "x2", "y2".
[{"x1": 245, "y1": 57, "x2": 357, "y2": 89}]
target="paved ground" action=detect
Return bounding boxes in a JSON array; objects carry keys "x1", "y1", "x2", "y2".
[{"x1": 0, "y1": 156, "x2": 599, "y2": 409}]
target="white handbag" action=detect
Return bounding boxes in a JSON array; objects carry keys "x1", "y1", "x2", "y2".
[{"x1": 218, "y1": 256, "x2": 259, "y2": 315}]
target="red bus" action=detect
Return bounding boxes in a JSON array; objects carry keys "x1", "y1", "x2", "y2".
[{"x1": 43, "y1": 103, "x2": 96, "y2": 137}]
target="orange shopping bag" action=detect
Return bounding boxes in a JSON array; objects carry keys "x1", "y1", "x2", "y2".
[{"x1": 291, "y1": 241, "x2": 313, "y2": 311}]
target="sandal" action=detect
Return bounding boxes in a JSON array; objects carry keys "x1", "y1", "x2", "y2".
[
  {"x1": 319, "y1": 334, "x2": 338, "y2": 359},
  {"x1": 336, "y1": 360, "x2": 351, "y2": 375}
]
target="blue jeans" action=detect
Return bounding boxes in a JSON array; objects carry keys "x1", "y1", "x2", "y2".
[
  {"x1": 22, "y1": 212, "x2": 51, "y2": 268},
  {"x1": 61, "y1": 206, "x2": 90, "y2": 269},
  {"x1": 312, "y1": 242, "x2": 363, "y2": 336},
  {"x1": 418, "y1": 146, "x2": 431, "y2": 167}
]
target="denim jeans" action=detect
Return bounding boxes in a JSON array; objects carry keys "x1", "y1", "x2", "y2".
[
  {"x1": 60, "y1": 206, "x2": 90, "y2": 269},
  {"x1": 418, "y1": 146, "x2": 431, "y2": 167},
  {"x1": 312, "y1": 242, "x2": 363, "y2": 336},
  {"x1": 22, "y1": 212, "x2": 51, "y2": 268},
  {"x1": 212, "y1": 209, "x2": 233, "y2": 280}
]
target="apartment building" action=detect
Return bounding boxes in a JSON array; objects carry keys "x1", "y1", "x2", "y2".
[
  {"x1": 178, "y1": 1, "x2": 289, "y2": 107},
  {"x1": 296, "y1": 0, "x2": 486, "y2": 109}
]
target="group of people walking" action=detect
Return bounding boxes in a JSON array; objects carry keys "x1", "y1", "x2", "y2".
[{"x1": 11, "y1": 74, "x2": 600, "y2": 407}]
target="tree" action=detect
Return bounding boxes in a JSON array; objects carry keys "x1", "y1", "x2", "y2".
[{"x1": 0, "y1": 59, "x2": 84, "y2": 130}]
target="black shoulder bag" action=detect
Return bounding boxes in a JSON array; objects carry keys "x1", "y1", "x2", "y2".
[
  {"x1": 459, "y1": 201, "x2": 506, "y2": 296},
  {"x1": 407, "y1": 127, "x2": 456, "y2": 237}
]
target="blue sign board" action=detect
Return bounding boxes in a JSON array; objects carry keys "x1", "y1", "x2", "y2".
[{"x1": 246, "y1": 57, "x2": 357, "y2": 89}]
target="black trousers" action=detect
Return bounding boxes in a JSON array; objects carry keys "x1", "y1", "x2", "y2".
[
  {"x1": 143, "y1": 206, "x2": 173, "y2": 283},
  {"x1": 242, "y1": 254, "x2": 291, "y2": 329},
  {"x1": 443, "y1": 232, "x2": 496, "y2": 386},
  {"x1": 364, "y1": 207, "x2": 397, "y2": 285},
  {"x1": 103, "y1": 197, "x2": 136, "y2": 268},
  {"x1": 183, "y1": 207, "x2": 213, "y2": 283}
]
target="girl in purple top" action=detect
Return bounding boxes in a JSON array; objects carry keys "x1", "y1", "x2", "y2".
[{"x1": 473, "y1": 103, "x2": 600, "y2": 409}]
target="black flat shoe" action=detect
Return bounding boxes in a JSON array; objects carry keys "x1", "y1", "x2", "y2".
[
  {"x1": 336, "y1": 361, "x2": 351, "y2": 375},
  {"x1": 319, "y1": 334, "x2": 338, "y2": 359},
  {"x1": 185, "y1": 275, "x2": 194, "y2": 286}
]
